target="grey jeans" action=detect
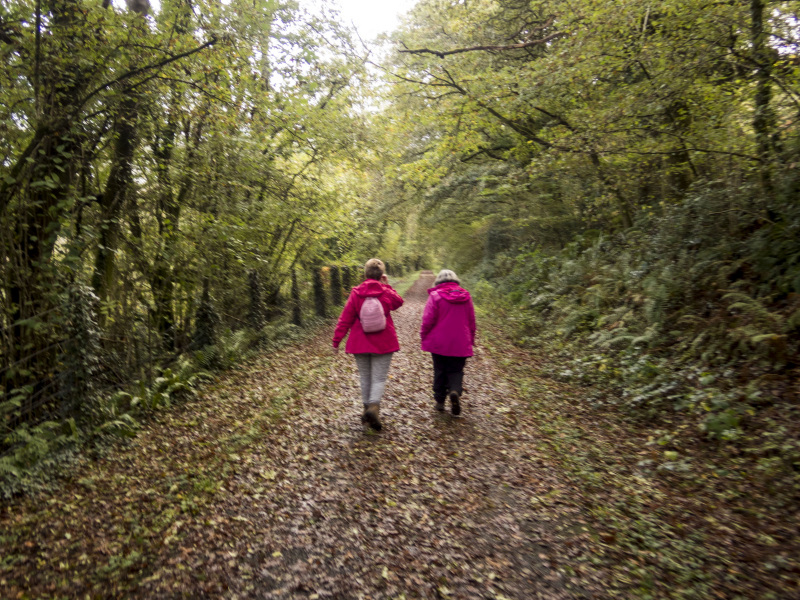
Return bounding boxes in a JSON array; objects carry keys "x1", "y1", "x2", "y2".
[{"x1": 353, "y1": 353, "x2": 394, "y2": 406}]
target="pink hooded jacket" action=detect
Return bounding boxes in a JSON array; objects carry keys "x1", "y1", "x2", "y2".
[
  {"x1": 332, "y1": 280, "x2": 404, "y2": 354},
  {"x1": 420, "y1": 282, "x2": 476, "y2": 357}
]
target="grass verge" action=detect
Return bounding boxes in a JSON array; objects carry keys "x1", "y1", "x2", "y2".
[
  {"x1": 389, "y1": 271, "x2": 423, "y2": 298},
  {"x1": 478, "y1": 307, "x2": 799, "y2": 600}
]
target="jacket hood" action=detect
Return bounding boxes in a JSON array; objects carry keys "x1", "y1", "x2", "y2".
[
  {"x1": 428, "y1": 281, "x2": 471, "y2": 303},
  {"x1": 353, "y1": 279, "x2": 386, "y2": 297}
]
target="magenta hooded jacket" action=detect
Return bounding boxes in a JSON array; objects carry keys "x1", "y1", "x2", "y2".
[
  {"x1": 420, "y1": 282, "x2": 476, "y2": 357},
  {"x1": 332, "y1": 280, "x2": 404, "y2": 354}
]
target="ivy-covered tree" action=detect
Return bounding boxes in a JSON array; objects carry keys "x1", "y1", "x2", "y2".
[
  {"x1": 291, "y1": 268, "x2": 303, "y2": 327},
  {"x1": 312, "y1": 266, "x2": 327, "y2": 318},
  {"x1": 191, "y1": 280, "x2": 219, "y2": 351},
  {"x1": 330, "y1": 266, "x2": 343, "y2": 306},
  {"x1": 248, "y1": 270, "x2": 266, "y2": 330},
  {"x1": 0, "y1": 0, "x2": 375, "y2": 433}
]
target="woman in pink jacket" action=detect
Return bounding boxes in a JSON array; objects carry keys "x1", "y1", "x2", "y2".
[
  {"x1": 420, "y1": 269, "x2": 476, "y2": 415},
  {"x1": 333, "y1": 258, "x2": 404, "y2": 431}
]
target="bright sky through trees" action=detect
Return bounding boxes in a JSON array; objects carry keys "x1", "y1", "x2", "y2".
[{"x1": 326, "y1": 0, "x2": 418, "y2": 41}]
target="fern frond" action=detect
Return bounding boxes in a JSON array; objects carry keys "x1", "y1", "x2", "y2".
[{"x1": 0, "y1": 457, "x2": 21, "y2": 478}]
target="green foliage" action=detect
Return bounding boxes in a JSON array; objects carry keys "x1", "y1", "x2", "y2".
[
  {"x1": 127, "y1": 360, "x2": 213, "y2": 414},
  {"x1": 61, "y1": 285, "x2": 102, "y2": 421},
  {"x1": 0, "y1": 356, "x2": 214, "y2": 496},
  {"x1": 376, "y1": 0, "x2": 800, "y2": 320},
  {"x1": 193, "y1": 329, "x2": 254, "y2": 371},
  {"x1": 467, "y1": 179, "x2": 800, "y2": 495},
  {"x1": 193, "y1": 321, "x2": 302, "y2": 371},
  {"x1": 0, "y1": 0, "x2": 376, "y2": 448},
  {"x1": 0, "y1": 420, "x2": 80, "y2": 498}
]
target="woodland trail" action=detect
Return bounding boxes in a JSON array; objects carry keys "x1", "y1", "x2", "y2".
[{"x1": 0, "y1": 272, "x2": 598, "y2": 599}]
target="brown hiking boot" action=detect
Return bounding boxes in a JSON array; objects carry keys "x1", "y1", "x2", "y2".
[
  {"x1": 449, "y1": 391, "x2": 461, "y2": 416},
  {"x1": 362, "y1": 403, "x2": 382, "y2": 431},
  {"x1": 434, "y1": 401, "x2": 446, "y2": 412}
]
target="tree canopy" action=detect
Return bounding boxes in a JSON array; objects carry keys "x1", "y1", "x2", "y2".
[{"x1": 0, "y1": 0, "x2": 378, "y2": 451}]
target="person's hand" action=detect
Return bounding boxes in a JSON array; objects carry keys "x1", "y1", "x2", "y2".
[
  {"x1": 332, "y1": 346, "x2": 340, "y2": 355},
  {"x1": 380, "y1": 274, "x2": 389, "y2": 284}
]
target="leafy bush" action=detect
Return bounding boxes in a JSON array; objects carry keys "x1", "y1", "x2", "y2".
[
  {"x1": 0, "y1": 420, "x2": 80, "y2": 498},
  {"x1": 193, "y1": 322, "x2": 302, "y2": 371},
  {"x1": 476, "y1": 180, "x2": 800, "y2": 476},
  {"x1": 105, "y1": 358, "x2": 213, "y2": 417},
  {"x1": 0, "y1": 357, "x2": 214, "y2": 497}
]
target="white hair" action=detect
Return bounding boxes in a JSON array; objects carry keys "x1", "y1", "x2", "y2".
[{"x1": 434, "y1": 269, "x2": 460, "y2": 285}]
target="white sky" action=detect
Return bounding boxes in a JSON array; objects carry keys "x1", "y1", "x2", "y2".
[
  {"x1": 329, "y1": 0, "x2": 419, "y2": 42},
  {"x1": 126, "y1": 0, "x2": 418, "y2": 45}
]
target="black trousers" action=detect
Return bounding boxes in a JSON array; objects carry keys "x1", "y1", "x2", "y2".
[{"x1": 431, "y1": 354, "x2": 467, "y2": 402}]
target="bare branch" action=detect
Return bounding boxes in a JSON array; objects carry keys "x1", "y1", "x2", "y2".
[
  {"x1": 399, "y1": 31, "x2": 563, "y2": 59},
  {"x1": 75, "y1": 36, "x2": 217, "y2": 116},
  {"x1": 461, "y1": 146, "x2": 513, "y2": 162}
]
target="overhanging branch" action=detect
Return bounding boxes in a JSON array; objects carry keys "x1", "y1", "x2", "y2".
[
  {"x1": 399, "y1": 21, "x2": 562, "y2": 59},
  {"x1": 75, "y1": 36, "x2": 218, "y2": 116}
]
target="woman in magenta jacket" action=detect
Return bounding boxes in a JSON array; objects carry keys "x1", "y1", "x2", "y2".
[
  {"x1": 420, "y1": 269, "x2": 476, "y2": 415},
  {"x1": 333, "y1": 258, "x2": 404, "y2": 431}
]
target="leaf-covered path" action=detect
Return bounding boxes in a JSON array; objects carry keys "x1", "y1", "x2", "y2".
[{"x1": 2, "y1": 273, "x2": 599, "y2": 599}]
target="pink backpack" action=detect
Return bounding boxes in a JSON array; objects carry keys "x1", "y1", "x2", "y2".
[{"x1": 359, "y1": 296, "x2": 386, "y2": 333}]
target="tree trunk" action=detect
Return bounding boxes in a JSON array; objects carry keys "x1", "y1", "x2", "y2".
[
  {"x1": 750, "y1": 0, "x2": 777, "y2": 191},
  {"x1": 291, "y1": 268, "x2": 302, "y2": 326},
  {"x1": 342, "y1": 265, "x2": 352, "y2": 292},
  {"x1": 148, "y1": 88, "x2": 203, "y2": 351},
  {"x1": 312, "y1": 266, "x2": 327, "y2": 318},
  {"x1": 90, "y1": 0, "x2": 150, "y2": 308},
  {"x1": 2, "y1": 0, "x2": 93, "y2": 407},
  {"x1": 91, "y1": 94, "x2": 140, "y2": 308},
  {"x1": 330, "y1": 266, "x2": 342, "y2": 305}
]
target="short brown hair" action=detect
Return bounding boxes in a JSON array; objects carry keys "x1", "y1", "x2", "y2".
[{"x1": 364, "y1": 258, "x2": 385, "y2": 280}]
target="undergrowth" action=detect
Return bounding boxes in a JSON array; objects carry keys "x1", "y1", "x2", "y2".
[
  {"x1": 465, "y1": 178, "x2": 800, "y2": 597},
  {"x1": 470, "y1": 179, "x2": 800, "y2": 502},
  {"x1": 0, "y1": 319, "x2": 310, "y2": 499},
  {"x1": 479, "y1": 314, "x2": 799, "y2": 599}
]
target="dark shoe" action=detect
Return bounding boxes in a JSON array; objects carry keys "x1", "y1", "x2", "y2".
[
  {"x1": 449, "y1": 391, "x2": 461, "y2": 416},
  {"x1": 362, "y1": 404, "x2": 382, "y2": 431},
  {"x1": 434, "y1": 401, "x2": 445, "y2": 412}
]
